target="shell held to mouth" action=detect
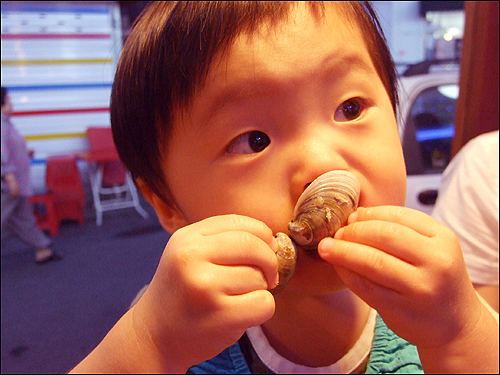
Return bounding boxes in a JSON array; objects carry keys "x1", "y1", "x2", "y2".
[
  {"x1": 269, "y1": 170, "x2": 360, "y2": 294},
  {"x1": 288, "y1": 170, "x2": 360, "y2": 251}
]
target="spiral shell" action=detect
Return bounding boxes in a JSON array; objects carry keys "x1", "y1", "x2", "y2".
[
  {"x1": 268, "y1": 170, "x2": 360, "y2": 294},
  {"x1": 287, "y1": 170, "x2": 360, "y2": 251},
  {"x1": 269, "y1": 232, "x2": 297, "y2": 295}
]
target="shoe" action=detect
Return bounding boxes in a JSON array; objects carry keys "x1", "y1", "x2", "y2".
[{"x1": 35, "y1": 252, "x2": 63, "y2": 265}]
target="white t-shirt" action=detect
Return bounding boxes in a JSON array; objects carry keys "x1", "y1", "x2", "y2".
[
  {"x1": 246, "y1": 309, "x2": 377, "y2": 374},
  {"x1": 432, "y1": 131, "x2": 499, "y2": 286}
]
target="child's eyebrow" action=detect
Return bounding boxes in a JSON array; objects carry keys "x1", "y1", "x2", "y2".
[
  {"x1": 204, "y1": 80, "x2": 280, "y2": 121},
  {"x1": 203, "y1": 52, "x2": 374, "y2": 123}
]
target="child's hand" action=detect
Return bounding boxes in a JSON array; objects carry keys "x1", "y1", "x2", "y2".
[
  {"x1": 318, "y1": 206, "x2": 484, "y2": 350},
  {"x1": 131, "y1": 214, "x2": 279, "y2": 371},
  {"x1": 4, "y1": 172, "x2": 20, "y2": 197}
]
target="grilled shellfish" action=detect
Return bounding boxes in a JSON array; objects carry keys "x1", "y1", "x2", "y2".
[{"x1": 269, "y1": 170, "x2": 360, "y2": 294}]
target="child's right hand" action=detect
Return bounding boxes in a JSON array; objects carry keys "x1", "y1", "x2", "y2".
[
  {"x1": 131, "y1": 214, "x2": 279, "y2": 371},
  {"x1": 318, "y1": 205, "x2": 498, "y2": 373}
]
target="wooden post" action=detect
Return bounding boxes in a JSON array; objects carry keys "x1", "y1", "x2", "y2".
[{"x1": 453, "y1": 1, "x2": 499, "y2": 158}]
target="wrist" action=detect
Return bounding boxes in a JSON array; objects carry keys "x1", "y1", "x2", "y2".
[
  {"x1": 128, "y1": 302, "x2": 190, "y2": 373},
  {"x1": 418, "y1": 301, "x2": 499, "y2": 373},
  {"x1": 70, "y1": 307, "x2": 183, "y2": 374}
]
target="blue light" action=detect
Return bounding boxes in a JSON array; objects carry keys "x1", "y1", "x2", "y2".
[{"x1": 415, "y1": 125, "x2": 455, "y2": 142}]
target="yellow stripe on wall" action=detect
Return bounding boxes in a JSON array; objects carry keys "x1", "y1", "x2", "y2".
[
  {"x1": 1, "y1": 58, "x2": 112, "y2": 66},
  {"x1": 24, "y1": 133, "x2": 86, "y2": 140}
]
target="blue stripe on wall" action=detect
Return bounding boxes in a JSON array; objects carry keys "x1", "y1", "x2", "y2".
[
  {"x1": 7, "y1": 83, "x2": 113, "y2": 91},
  {"x1": 0, "y1": 4, "x2": 109, "y2": 14}
]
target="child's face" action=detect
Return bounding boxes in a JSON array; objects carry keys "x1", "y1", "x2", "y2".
[{"x1": 160, "y1": 5, "x2": 406, "y2": 294}]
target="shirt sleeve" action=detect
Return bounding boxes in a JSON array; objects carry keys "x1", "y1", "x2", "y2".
[
  {"x1": 1, "y1": 120, "x2": 16, "y2": 177},
  {"x1": 432, "y1": 131, "x2": 499, "y2": 286}
]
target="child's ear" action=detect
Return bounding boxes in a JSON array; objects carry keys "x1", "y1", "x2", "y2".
[{"x1": 136, "y1": 178, "x2": 188, "y2": 234}]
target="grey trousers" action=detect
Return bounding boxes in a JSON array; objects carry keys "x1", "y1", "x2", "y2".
[{"x1": 1, "y1": 192, "x2": 52, "y2": 251}]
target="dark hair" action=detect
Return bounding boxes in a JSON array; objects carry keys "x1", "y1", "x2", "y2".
[
  {"x1": 1, "y1": 87, "x2": 6, "y2": 107},
  {"x1": 111, "y1": 1, "x2": 398, "y2": 207}
]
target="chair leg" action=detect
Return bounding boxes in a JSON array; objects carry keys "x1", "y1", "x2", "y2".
[
  {"x1": 29, "y1": 194, "x2": 59, "y2": 237},
  {"x1": 44, "y1": 195, "x2": 59, "y2": 236},
  {"x1": 87, "y1": 162, "x2": 149, "y2": 225},
  {"x1": 127, "y1": 175, "x2": 149, "y2": 219},
  {"x1": 89, "y1": 163, "x2": 104, "y2": 226}
]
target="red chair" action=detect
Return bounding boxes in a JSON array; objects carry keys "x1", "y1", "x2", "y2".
[
  {"x1": 102, "y1": 160, "x2": 126, "y2": 187},
  {"x1": 85, "y1": 127, "x2": 148, "y2": 226},
  {"x1": 29, "y1": 192, "x2": 59, "y2": 237},
  {"x1": 46, "y1": 155, "x2": 85, "y2": 225}
]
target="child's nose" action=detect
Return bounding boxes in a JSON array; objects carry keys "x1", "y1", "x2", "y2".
[{"x1": 289, "y1": 136, "x2": 350, "y2": 199}]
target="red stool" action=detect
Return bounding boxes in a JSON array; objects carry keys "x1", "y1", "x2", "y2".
[
  {"x1": 29, "y1": 193, "x2": 59, "y2": 237},
  {"x1": 46, "y1": 155, "x2": 85, "y2": 225}
]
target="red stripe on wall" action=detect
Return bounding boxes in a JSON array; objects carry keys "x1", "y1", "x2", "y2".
[
  {"x1": 12, "y1": 107, "x2": 109, "y2": 116},
  {"x1": 1, "y1": 33, "x2": 111, "y2": 39}
]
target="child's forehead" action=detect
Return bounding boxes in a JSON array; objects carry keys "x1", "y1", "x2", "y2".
[
  {"x1": 189, "y1": 5, "x2": 374, "y2": 118},
  {"x1": 213, "y1": 3, "x2": 363, "y2": 60}
]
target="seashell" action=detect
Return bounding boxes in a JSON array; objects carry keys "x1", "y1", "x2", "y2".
[
  {"x1": 287, "y1": 170, "x2": 360, "y2": 251},
  {"x1": 268, "y1": 171, "x2": 359, "y2": 294},
  {"x1": 269, "y1": 232, "x2": 297, "y2": 295}
]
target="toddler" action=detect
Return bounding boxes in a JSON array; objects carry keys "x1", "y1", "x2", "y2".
[{"x1": 71, "y1": 2, "x2": 498, "y2": 373}]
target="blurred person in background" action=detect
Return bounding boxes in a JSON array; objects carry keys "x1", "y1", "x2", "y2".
[
  {"x1": 433, "y1": 131, "x2": 499, "y2": 312},
  {"x1": 1, "y1": 86, "x2": 62, "y2": 264}
]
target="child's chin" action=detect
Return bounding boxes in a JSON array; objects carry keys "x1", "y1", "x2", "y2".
[
  {"x1": 285, "y1": 250, "x2": 345, "y2": 295},
  {"x1": 300, "y1": 247, "x2": 322, "y2": 260}
]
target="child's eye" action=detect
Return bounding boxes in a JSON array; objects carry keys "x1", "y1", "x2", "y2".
[
  {"x1": 334, "y1": 98, "x2": 364, "y2": 122},
  {"x1": 226, "y1": 130, "x2": 271, "y2": 154}
]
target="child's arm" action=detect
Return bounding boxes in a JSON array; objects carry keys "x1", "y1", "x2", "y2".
[
  {"x1": 70, "y1": 215, "x2": 278, "y2": 373},
  {"x1": 318, "y1": 206, "x2": 499, "y2": 374}
]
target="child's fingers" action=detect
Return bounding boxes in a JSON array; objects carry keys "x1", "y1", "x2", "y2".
[
  {"x1": 207, "y1": 231, "x2": 278, "y2": 266},
  {"x1": 333, "y1": 265, "x2": 402, "y2": 308},
  {"x1": 218, "y1": 265, "x2": 270, "y2": 295},
  {"x1": 193, "y1": 214, "x2": 277, "y2": 251},
  {"x1": 181, "y1": 262, "x2": 270, "y2": 296},
  {"x1": 172, "y1": 215, "x2": 279, "y2": 288},
  {"x1": 349, "y1": 206, "x2": 441, "y2": 238},
  {"x1": 319, "y1": 237, "x2": 417, "y2": 293},
  {"x1": 223, "y1": 290, "x2": 276, "y2": 329},
  {"x1": 205, "y1": 231, "x2": 279, "y2": 288},
  {"x1": 334, "y1": 219, "x2": 425, "y2": 265}
]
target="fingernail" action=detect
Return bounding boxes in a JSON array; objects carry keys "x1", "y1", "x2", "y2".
[
  {"x1": 318, "y1": 237, "x2": 334, "y2": 255},
  {"x1": 334, "y1": 227, "x2": 345, "y2": 239},
  {"x1": 347, "y1": 210, "x2": 359, "y2": 224},
  {"x1": 270, "y1": 236, "x2": 278, "y2": 253}
]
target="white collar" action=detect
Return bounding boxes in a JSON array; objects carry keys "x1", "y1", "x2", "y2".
[{"x1": 245, "y1": 308, "x2": 377, "y2": 374}]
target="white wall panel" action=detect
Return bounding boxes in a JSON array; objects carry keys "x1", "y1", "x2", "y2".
[
  {"x1": 2, "y1": 39, "x2": 117, "y2": 60},
  {"x1": 27, "y1": 137, "x2": 93, "y2": 157},
  {"x1": 1, "y1": 3, "x2": 113, "y2": 33},
  {"x1": 1, "y1": 65, "x2": 115, "y2": 86},
  {"x1": 14, "y1": 112, "x2": 111, "y2": 136},
  {"x1": 8, "y1": 88, "x2": 112, "y2": 111},
  {"x1": 1, "y1": 1, "x2": 122, "y2": 191}
]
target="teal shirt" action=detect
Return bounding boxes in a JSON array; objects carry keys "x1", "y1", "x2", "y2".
[{"x1": 188, "y1": 314, "x2": 423, "y2": 374}]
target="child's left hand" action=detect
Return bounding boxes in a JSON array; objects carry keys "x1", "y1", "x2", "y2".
[{"x1": 318, "y1": 205, "x2": 485, "y2": 350}]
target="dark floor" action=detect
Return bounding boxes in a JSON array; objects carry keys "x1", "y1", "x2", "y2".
[{"x1": 1, "y1": 195, "x2": 170, "y2": 374}]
